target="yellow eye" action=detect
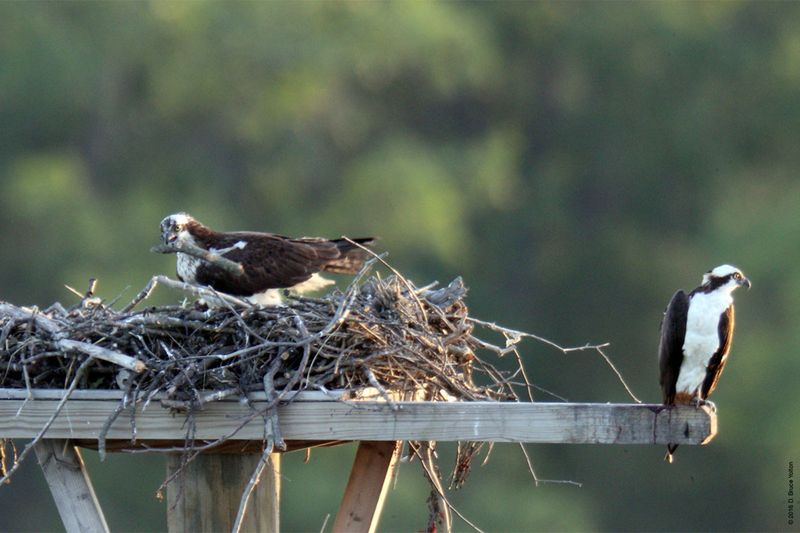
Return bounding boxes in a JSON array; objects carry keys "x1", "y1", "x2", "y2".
[{"x1": 733, "y1": 272, "x2": 742, "y2": 280}]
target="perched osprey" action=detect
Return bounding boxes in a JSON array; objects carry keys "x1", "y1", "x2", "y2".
[
  {"x1": 160, "y1": 213, "x2": 375, "y2": 305},
  {"x1": 658, "y1": 264, "x2": 751, "y2": 463}
]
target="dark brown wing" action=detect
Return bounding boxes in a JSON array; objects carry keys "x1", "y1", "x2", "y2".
[
  {"x1": 194, "y1": 232, "x2": 374, "y2": 296},
  {"x1": 659, "y1": 290, "x2": 689, "y2": 405},
  {"x1": 700, "y1": 304, "x2": 734, "y2": 399}
]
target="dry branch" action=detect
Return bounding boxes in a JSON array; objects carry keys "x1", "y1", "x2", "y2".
[
  {"x1": 58, "y1": 340, "x2": 146, "y2": 373},
  {"x1": 151, "y1": 241, "x2": 244, "y2": 276},
  {"x1": 232, "y1": 441, "x2": 275, "y2": 533}
]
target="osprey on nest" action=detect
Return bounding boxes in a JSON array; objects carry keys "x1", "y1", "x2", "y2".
[
  {"x1": 658, "y1": 264, "x2": 751, "y2": 463},
  {"x1": 160, "y1": 213, "x2": 375, "y2": 306}
]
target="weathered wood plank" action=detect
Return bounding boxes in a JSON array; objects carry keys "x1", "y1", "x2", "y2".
[
  {"x1": 33, "y1": 439, "x2": 110, "y2": 533},
  {"x1": 333, "y1": 441, "x2": 400, "y2": 533},
  {"x1": 0, "y1": 388, "x2": 351, "y2": 401},
  {"x1": 0, "y1": 399, "x2": 716, "y2": 445},
  {"x1": 166, "y1": 452, "x2": 280, "y2": 533}
]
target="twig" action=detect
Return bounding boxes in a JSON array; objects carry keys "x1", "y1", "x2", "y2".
[
  {"x1": 121, "y1": 276, "x2": 159, "y2": 313},
  {"x1": 231, "y1": 440, "x2": 275, "y2": 533},
  {"x1": 319, "y1": 513, "x2": 331, "y2": 533},
  {"x1": 363, "y1": 366, "x2": 398, "y2": 411},
  {"x1": 517, "y1": 443, "x2": 582, "y2": 488},
  {"x1": 273, "y1": 313, "x2": 313, "y2": 404},
  {"x1": 151, "y1": 275, "x2": 252, "y2": 308},
  {"x1": 420, "y1": 441, "x2": 452, "y2": 532},
  {"x1": 63, "y1": 284, "x2": 85, "y2": 300},
  {"x1": 97, "y1": 397, "x2": 128, "y2": 462},
  {"x1": 262, "y1": 360, "x2": 285, "y2": 450},
  {"x1": 411, "y1": 442, "x2": 484, "y2": 533},
  {"x1": 58, "y1": 339, "x2": 146, "y2": 373},
  {"x1": 0, "y1": 304, "x2": 62, "y2": 337},
  {"x1": 16, "y1": 362, "x2": 33, "y2": 418},
  {"x1": 197, "y1": 388, "x2": 239, "y2": 405},
  {"x1": 98, "y1": 377, "x2": 135, "y2": 461},
  {"x1": 467, "y1": 317, "x2": 641, "y2": 403},
  {"x1": 151, "y1": 240, "x2": 244, "y2": 276},
  {"x1": 595, "y1": 344, "x2": 641, "y2": 403}
]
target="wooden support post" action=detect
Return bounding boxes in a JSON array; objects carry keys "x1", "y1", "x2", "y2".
[
  {"x1": 34, "y1": 439, "x2": 109, "y2": 533},
  {"x1": 333, "y1": 441, "x2": 401, "y2": 533},
  {"x1": 166, "y1": 452, "x2": 280, "y2": 533}
]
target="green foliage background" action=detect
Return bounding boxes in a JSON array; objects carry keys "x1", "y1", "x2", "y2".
[{"x1": 1, "y1": 2, "x2": 798, "y2": 531}]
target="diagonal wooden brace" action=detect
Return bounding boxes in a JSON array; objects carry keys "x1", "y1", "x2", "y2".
[
  {"x1": 333, "y1": 441, "x2": 401, "y2": 533},
  {"x1": 34, "y1": 439, "x2": 109, "y2": 533}
]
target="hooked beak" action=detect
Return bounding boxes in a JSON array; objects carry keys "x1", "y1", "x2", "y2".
[
  {"x1": 739, "y1": 277, "x2": 752, "y2": 290},
  {"x1": 162, "y1": 231, "x2": 177, "y2": 245}
]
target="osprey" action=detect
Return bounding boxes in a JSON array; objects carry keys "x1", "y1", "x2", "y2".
[
  {"x1": 160, "y1": 213, "x2": 375, "y2": 305},
  {"x1": 658, "y1": 264, "x2": 751, "y2": 463}
]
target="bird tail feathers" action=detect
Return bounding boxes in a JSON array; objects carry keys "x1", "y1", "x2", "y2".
[{"x1": 323, "y1": 237, "x2": 376, "y2": 274}]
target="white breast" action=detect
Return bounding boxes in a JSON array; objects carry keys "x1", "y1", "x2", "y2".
[
  {"x1": 176, "y1": 252, "x2": 201, "y2": 283},
  {"x1": 675, "y1": 290, "x2": 732, "y2": 396}
]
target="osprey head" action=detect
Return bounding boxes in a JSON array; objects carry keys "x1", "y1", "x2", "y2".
[
  {"x1": 160, "y1": 213, "x2": 195, "y2": 245},
  {"x1": 701, "y1": 264, "x2": 751, "y2": 291}
]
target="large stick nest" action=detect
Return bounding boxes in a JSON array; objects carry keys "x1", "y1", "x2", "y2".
[
  {"x1": 0, "y1": 273, "x2": 517, "y2": 404},
  {"x1": 0, "y1": 265, "x2": 540, "y2": 530}
]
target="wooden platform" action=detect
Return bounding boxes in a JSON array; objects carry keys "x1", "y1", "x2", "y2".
[{"x1": 0, "y1": 389, "x2": 716, "y2": 446}]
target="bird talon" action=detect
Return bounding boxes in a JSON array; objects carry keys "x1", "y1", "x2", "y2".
[{"x1": 697, "y1": 399, "x2": 716, "y2": 412}]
